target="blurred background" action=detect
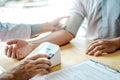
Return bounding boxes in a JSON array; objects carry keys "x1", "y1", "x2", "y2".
[
  {"x1": 0, "y1": 0, "x2": 71, "y2": 24},
  {"x1": 0, "y1": 0, "x2": 86, "y2": 37}
]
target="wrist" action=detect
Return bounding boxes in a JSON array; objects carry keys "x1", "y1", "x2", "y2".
[
  {"x1": 10, "y1": 64, "x2": 30, "y2": 80},
  {"x1": 42, "y1": 22, "x2": 56, "y2": 32},
  {"x1": 27, "y1": 40, "x2": 39, "y2": 51},
  {"x1": 0, "y1": 71, "x2": 14, "y2": 80},
  {"x1": 113, "y1": 37, "x2": 120, "y2": 49}
]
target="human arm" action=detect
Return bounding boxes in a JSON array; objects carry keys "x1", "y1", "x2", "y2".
[
  {"x1": 0, "y1": 22, "x2": 31, "y2": 41},
  {"x1": 0, "y1": 54, "x2": 51, "y2": 80},
  {"x1": 30, "y1": 11, "x2": 85, "y2": 46},
  {"x1": 86, "y1": 37, "x2": 120, "y2": 56},
  {"x1": 31, "y1": 16, "x2": 68, "y2": 37},
  {"x1": 5, "y1": 0, "x2": 85, "y2": 59},
  {"x1": 0, "y1": 16, "x2": 67, "y2": 41},
  {"x1": 5, "y1": 13, "x2": 84, "y2": 59},
  {"x1": 5, "y1": 30, "x2": 73, "y2": 59}
]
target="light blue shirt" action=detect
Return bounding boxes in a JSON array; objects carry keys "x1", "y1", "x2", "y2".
[
  {"x1": 65, "y1": 0, "x2": 120, "y2": 40},
  {"x1": 0, "y1": 22, "x2": 41, "y2": 41}
]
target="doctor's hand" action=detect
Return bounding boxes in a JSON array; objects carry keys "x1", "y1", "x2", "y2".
[
  {"x1": 49, "y1": 16, "x2": 68, "y2": 29},
  {"x1": 41, "y1": 16, "x2": 68, "y2": 32},
  {"x1": 86, "y1": 38, "x2": 120, "y2": 56},
  {"x1": 0, "y1": 54, "x2": 51, "y2": 80},
  {"x1": 5, "y1": 39, "x2": 35, "y2": 59},
  {"x1": 12, "y1": 54, "x2": 51, "y2": 80}
]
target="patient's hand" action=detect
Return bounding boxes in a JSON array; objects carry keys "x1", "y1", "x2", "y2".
[
  {"x1": 5, "y1": 39, "x2": 34, "y2": 59},
  {"x1": 86, "y1": 38, "x2": 120, "y2": 56}
]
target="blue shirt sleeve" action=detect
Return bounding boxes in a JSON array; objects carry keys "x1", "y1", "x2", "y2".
[{"x1": 0, "y1": 22, "x2": 33, "y2": 41}]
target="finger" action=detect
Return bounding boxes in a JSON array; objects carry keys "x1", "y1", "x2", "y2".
[
  {"x1": 11, "y1": 45, "x2": 17, "y2": 58},
  {"x1": 36, "y1": 64, "x2": 50, "y2": 69},
  {"x1": 54, "y1": 24, "x2": 62, "y2": 30},
  {"x1": 58, "y1": 24, "x2": 62, "y2": 28},
  {"x1": 94, "y1": 48, "x2": 112, "y2": 57},
  {"x1": 87, "y1": 45, "x2": 104, "y2": 55},
  {"x1": 37, "y1": 69, "x2": 49, "y2": 75},
  {"x1": 100, "y1": 49, "x2": 111, "y2": 53},
  {"x1": 87, "y1": 40, "x2": 99, "y2": 50},
  {"x1": 6, "y1": 39, "x2": 18, "y2": 45},
  {"x1": 94, "y1": 51, "x2": 103, "y2": 56},
  {"x1": 87, "y1": 47, "x2": 99, "y2": 55},
  {"x1": 26, "y1": 69, "x2": 49, "y2": 77},
  {"x1": 87, "y1": 50, "x2": 94, "y2": 55},
  {"x1": 6, "y1": 46, "x2": 13, "y2": 57},
  {"x1": 29, "y1": 54, "x2": 49, "y2": 60},
  {"x1": 33, "y1": 58, "x2": 51, "y2": 66},
  {"x1": 86, "y1": 42, "x2": 102, "y2": 54},
  {"x1": 54, "y1": 23, "x2": 62, "y2": 27},
  {"x1": 5, "y1": 46, "x2": 9, "y2": 55},
  {"x1": 31, "y1": 69, "x2": 49, "y2": 75}
]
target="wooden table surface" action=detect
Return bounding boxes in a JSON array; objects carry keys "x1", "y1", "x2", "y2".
[{"x1": 0, "y1": 37, "x2": 120, "y2": 72}]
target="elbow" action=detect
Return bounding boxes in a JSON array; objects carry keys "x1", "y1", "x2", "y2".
[{"x1": 56, "y1": 30, "x2": 74, "y2": 46}]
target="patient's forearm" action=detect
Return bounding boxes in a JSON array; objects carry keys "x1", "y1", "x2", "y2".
[{"x1": 29, "y1": 30, "x2": 74, "y2": 49}]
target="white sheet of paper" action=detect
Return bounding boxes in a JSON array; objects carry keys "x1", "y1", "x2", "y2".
[{"x1": 30, "y1": 60, "x2": 120, "y2": 80}]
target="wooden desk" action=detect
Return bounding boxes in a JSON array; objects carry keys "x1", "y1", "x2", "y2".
[
  {"x1": 0, "y1": 37, "x2": 120, "y2": 73},
  {"x1": 53, "y1": 37, "x2": 120, "y2": 72}
]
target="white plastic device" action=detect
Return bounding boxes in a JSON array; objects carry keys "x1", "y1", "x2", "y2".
[{"x1": 26, "y1": 42, "x2": 61, "y2": 67}]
